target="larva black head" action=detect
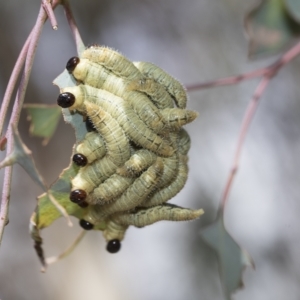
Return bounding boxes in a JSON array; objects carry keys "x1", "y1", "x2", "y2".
[
  {"x1": 66, "y1": 56, "x2": 80, "y2": 73},
  {"x1": 70, "y1": 189, "x2": 88, "y2": 207},
  {"x1": 85, "y1": 117, "x2": 96, "y2": 132},
  {"x1": 106, "y1": 239, "x2": 121, "y2": 253},
  {"x1": 57, "y1": 92, "x2": 75, "y2": 108},
  {"x1": 79, "y1": 219, "x2": 94, "y2": 230},
  {"x1": 73, "y1": 153, "x2": 88, "y2": 167}
]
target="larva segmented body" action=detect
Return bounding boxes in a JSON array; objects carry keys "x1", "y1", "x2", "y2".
[
  {"x1": 133, "y1": 62, "x2": 188, "y2": 109},
  {"x1": 114, "y1": 203, "x2": 204, "y2": 227},
  {"x1": 76, "y1": 132, "x2": 106, "y2": 164},
  {"x1": 116, "y1": 149, "x2": 157, "y2": 177},
  {"x1": 85, "y1": 102, "x2": 131, "y2": 166},
  {"x1": 62, "y1": 85, "x2": 174, "y2": 157},
  {"x1": 142, "y1": 154, "x2": 188, "y2": 207},
  {"x1": 102, "y1": 220, "x2": 128, "y2": 242},
  {"x1": 160, "y1": 108, "x2": 198, "y2": 131},
  {"x1": 71, "y1": 156, "x2": 119, "y2": 194},
  {"x1": 89, "y1": 174, "x2": 134, "y2": 203},
  {"x1": 178, "y1": 128, "x2": 191, "y2": 156},
  {"x1": 129, "y1": 78, "x2": 174, "y2": 109},
  {"x1": 72, "y1": 58, "x2": 111, "y2": 88},
  {"x1": 92, "y1": 158, "x2": 164, "y2": 217},
  {"x1": 82, "y1": 46, "x2": 144, "y2": 81},
  {"x1": 71, "y1": 62, "x2": 167, "y2": 133},
  {"x1": 98, "y1": 75, "x2": 166, "y2": 133}
]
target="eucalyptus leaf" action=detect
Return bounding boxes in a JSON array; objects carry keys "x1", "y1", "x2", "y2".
[
  {"x1": 0, "y1": 125, "x2": 47, "y2": 191},
  {"x1": 285, "y1": 0, "x2": 300, "y2": 23},
  {"x1": 200, "y1": 215, "x2": 254, "y2": 300},
  {"x1": 24, "y1": 104, "x2": 61, "y2": 145},
  {"x1": 245, "y1": 0, "x2": 300, "y2": 58}
]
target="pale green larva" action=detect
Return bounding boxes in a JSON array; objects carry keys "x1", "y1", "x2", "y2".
[
  {"x1": 82, "y1": 46, "x2": 144, "y2": 81},
  {"x1": 76, "y1": 131, "x2": 106, "y2": 164},
  {"x1": 52, "y1": 48, "x2": 204, "y2": 255},
  {"x1": 114, "y1": 204, "x2": 204, "y2": 228},
  {"x1": 61, "y1": 85, "x2": 174, "y2": 157},
  {"x1": 133, "y1": 61, "x2": 188, "y2": 109}
]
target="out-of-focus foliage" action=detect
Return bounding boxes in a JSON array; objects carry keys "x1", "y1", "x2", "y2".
[
  {"x1": 201, "y1": 215, "x2": 254, "y2": 300},
  {"x1": 24, "y1": 104, "x2": 61, "y2": 145},
  {"x1": 245, "y1": 0, "x2": 300, "y2": 57}
]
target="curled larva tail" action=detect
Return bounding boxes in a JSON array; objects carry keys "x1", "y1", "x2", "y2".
[
  {"x1": 129, "y1": 78, "x2": 174, "y2": 109},
  {"x1": 114, "y1": 203, "x2": 204, "y2": 227},
  {"x1": 82, "y1": 46, "x2": 143, "y2": 81},
  {"x1": 178, "y1": 128, "x2": 191, "y2": 156},
  {"x1": 82, "y1": 85, "x2": 174, "y2": 157},
  {"x1": 116, "y1": 149, "x2": 157, "y2": 177},
  {"x1": 133, "y1": 61, "x2": 187, "y2": 109},
  {"x1": 90, "y1": 174, "x2": 134, "y2": 204},
  {"x1": 143, "y1": 154, "x2": 188, "y2": 207},
  {"x1": 94, "y1": 157, "x2": 164, "y2": 217},
  {"x1": 160, "y1": 108, "x2": 198, "y2": 131},
  {"x1": 76, "y1": 132, "x2": 106, "y2": 164},
  {"x1": 85, "y1": 102, "x2": 131, "y2": 166}
]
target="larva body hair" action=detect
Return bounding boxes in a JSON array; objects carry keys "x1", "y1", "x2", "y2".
[
  {"x1": 85, "y1": 102, "x2": 131, "y2": 166},
  {"x1": 90, "y1": 174, "x2": 134, "y2": 204},
  {"x1": 82, "y1": 46, "x2": 144, "y2": 81},
  {"x1": 114, "y1": 204, "x2": 204, "y2": 227},
  {"x1": 178, "y1": 128, "x2": 191, "y2": 156},
  {"x1": 92, "y1": 158, "x2": 164, "y2": 217},
  {"x1": 133, "y1": 62, "x2": 188, "y2": 109},
  {"x1": 142, "y1": 154, "x2": 188, "y2": 207},
  {"x1": 160, "y1": 108, "x2": 199, "y2": 131},
  {"x1": 73, "y1": 85, "x2": 174, "y2": 157},
  {"x1": 129, "y1": 78, "x2": 174, "y2": 109},
  {"x1": 76, "y1": 132, "x2": 106, "y2": 164},
  {"x1": 71, "y1": 156, "x2": 119, "y2": 195}
]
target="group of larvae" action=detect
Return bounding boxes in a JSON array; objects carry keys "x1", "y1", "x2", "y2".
[{"x1": 57, "y1": 46, "x2": 203, "y2": 253}]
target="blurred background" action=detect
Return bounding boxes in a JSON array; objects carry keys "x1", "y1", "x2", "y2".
[{"x1": 1, "y1": 0, "x2": 300, "y2": 299}]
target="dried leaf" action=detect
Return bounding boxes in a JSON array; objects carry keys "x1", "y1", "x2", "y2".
[
  {"x1": 200, "y1": 215, "x2": 254, "y2": 300},
  {"x1": 245, "y1": 0, "x2": 300, "y2": 58},
  {"x1": 23, "y1": 104, "x2": 61, "y2": 145}
]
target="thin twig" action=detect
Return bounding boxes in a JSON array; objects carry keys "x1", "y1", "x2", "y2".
[
  {"x1": 62, "y1": 0, "x2": 85, "y2": 55},
  {"x1": 186, "y1": 39, "x2": 300, "y2": 92},
  {"x1": 0, "y1": 33, "x2": 32, "y2": 138},
  {"x1": 186, "y1": 68, "x2": 267, "y2": 91},
  {"x1": 42, "y1": 0, "x2": 58, "y2": 30},
  {"x1": 219, "y1": 76, "x2": 271, "y2": 213},
  {"x1": 0, "y1": 0, "x2": 61, "y2": 244}
]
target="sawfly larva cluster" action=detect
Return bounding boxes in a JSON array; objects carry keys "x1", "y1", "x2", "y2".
[{"x1": 57, "y1": 45, "x2": 203, "y2": 253}]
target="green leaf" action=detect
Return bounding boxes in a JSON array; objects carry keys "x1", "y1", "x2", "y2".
[
  {"x1": 285, "y1": 0, "x2": 300, "y2": 23},
  {"x1": 0, "y1": 125, "x2": 47, "y2": 191},
  {"x1": 34, "y1": 161, "x2": 84, "y2": 229},
  {"x1": 200, "y1": 215, "x2": 254, "y2": 300},
  {"x1": 23, "y1": 104, "x2": 61, "y2": 145},
  {"x1": 245, "y1": 0, "x2": 300, "y2": 58},
  {"x1": 53, "y1": 68, "x2": 77, "y2": 89}
]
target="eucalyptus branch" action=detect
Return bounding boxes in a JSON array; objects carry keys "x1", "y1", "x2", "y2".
[
  {"x1": 186, "y1": 39, "x2": 300, "y2": 92},
  {"x1": 219, "y1": 76, "x2": 271, "y2": 214},
  {"x1": 0, "y1": 0, "x2": 61, "y2": 244},
  {"x1": 204, "y1": 39, "x2": 300, "y2": 215},
  {"x1": 62, "y1": 0, "x2": 85, "y2": 54}
]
